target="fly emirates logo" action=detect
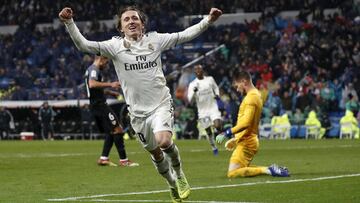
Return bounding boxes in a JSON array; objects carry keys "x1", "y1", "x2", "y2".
[{"x1": 124, "y1": 55, "x2": 157, "y2": 71}]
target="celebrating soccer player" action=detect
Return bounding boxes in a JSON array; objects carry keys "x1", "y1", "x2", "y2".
[
  {"x1": 216, "y1": 71, "x2": 290, "y2": 178},
  {"x1": 59, "y1": 6, "x2": 222, "y2": 203},
  {"x1": 188, "y1": 64, "x2": 223, "y2": 155}
]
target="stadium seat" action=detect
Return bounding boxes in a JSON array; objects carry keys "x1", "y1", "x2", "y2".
[
  {"x1": 297, "y1": 125, "x2": 307, "y2": 138},
  {"x1": 305, "y1": 125, "x2": 320, "y2": 139},
  {"x1": 270, "y1": 124, "x2": 290, "y2": 139},
  {"x1": 329, "y1": 112, "x2": 338, "y2": 117},
  {"x1": 290, "y1": 125, "x2": 298, "y2": 138},
  {"x1": 328, "y1": 126, "x2": 340, "y2": 138},
  {"x1": 340, "y1": 122, "x2": 355, "y2": 139},
  {"x1": 259, "y1": 123, "x2": 272, "y2": 139},
  {"x1": 337, "y1": 111, "x2": 345, "y2": 118}
]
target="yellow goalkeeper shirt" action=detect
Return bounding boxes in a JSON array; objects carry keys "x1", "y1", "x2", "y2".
[{"x1": 231, "y1": 88, "x2": 263, "y2": 142}]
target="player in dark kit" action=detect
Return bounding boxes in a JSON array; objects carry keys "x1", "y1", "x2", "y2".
[{"x1": 85, "y1": 55, "x2": 139, "y2": 167}]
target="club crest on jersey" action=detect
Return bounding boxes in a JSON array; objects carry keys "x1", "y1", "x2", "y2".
[{"x1": 148, "y1": 43, "x2": 154, "y2": 51}]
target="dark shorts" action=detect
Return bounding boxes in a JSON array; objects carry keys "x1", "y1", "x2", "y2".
[{"x1": 90, "y1": 103, "x2": 121, "y2": 134}]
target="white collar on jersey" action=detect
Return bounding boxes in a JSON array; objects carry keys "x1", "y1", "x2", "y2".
[{"x1": 124, "y1": 34, "x2": 144, "y2": 45}]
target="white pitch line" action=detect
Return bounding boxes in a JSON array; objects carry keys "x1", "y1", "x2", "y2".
[
  {"x1": 0, "y1": 151, "x2": 143, "y2": 159},
  {"x1": 192, "y1": 173, "x2": 360, "y2": 190},
  {"x1": 47, "y1": 173, "x2": 360, "y2": 202},
  {"x1": 2, "y1": 144, "x2": 357, "y2": 159},
  {"x1": 80, "y1": 199, "x2": 167, "y2": 202},
  {"x1": 189, "y1": 144, "x2": 357, "y2": 152},
  {"x1": 78, "y1": 199, "x2": 253, "y2": 203},
  {"x1": 0, "y1": 153, "x2": 95, "y2": 158},
  {"x1": 266, "y1": 144, "x2": 356, "y2": 150}
]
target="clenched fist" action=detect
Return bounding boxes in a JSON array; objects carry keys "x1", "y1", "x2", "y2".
[
  {"x1": 208, "y1": 8, "x2": 222, "y2": 23},
  {"x1": 59, "y1": 7, "x2": 73, "y2": 22}
]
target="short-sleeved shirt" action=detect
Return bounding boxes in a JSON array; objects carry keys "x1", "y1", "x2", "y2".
[{"x1": 85, "y1": 64, "x2": 106, "y2": 105}]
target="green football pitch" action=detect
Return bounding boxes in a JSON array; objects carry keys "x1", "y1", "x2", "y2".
[{"x1": 0, "y1": 139, "x2": 359, "y2": 203}]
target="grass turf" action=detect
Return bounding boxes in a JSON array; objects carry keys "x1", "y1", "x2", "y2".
[{"x1": 0, "y1": 139, "x2": 359, "y2": 202}]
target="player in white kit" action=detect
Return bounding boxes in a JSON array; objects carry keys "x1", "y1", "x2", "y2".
[
  {"x1": 188, "y1": 65, "x2": 223, "y2": 155},
  {"x1": 59, "y1": 6, "x2": 222, "y2": 203}
]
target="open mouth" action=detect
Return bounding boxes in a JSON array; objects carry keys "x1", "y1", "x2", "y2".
[{"x1": 129, "y1": 25, "x2": 137, "y2": 32}]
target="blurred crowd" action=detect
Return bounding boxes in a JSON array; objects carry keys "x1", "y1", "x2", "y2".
[
  {"x1": 0, "y1": 0, "x2": 360, "y2": 138},
  {"x1": 0, "y1": 0, "x2": 345, "y2": 25},
  {"x1": 169, "y1": 0, "x2": 360, "y2": 138}
]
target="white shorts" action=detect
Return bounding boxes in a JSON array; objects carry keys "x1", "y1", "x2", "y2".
[
  {"x1": 130, "y1": 100, "x2": 174, "y2": 151},
  {"x1": 198, "y1": 108, "x2": 222, "y2": 129}
]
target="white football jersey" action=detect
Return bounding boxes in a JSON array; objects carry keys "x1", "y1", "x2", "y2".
[
  {"x1": 188, "y1": 76, "x2": 220, "y2": 118},
  {"x1": 65, "y1": 17, "x2": 211, "y2": 117},
  {"x1": 97, "y1": 33, "x2": 173, "y2": 117}
]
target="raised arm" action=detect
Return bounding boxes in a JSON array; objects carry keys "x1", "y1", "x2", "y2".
[
  {"x1": 177, "y1": 8, "x2": 222, "y2": 44},
  {"x1": 59, "y1": 7, "x2": 115, "y2": 57},
  {"x1": 159, "y1": 8, "x2": 222, "y2": 50}
]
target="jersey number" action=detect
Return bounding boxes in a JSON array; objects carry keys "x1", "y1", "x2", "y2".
[
  {"x1": 137, "y1": 133, "x2": 146, "y2": 143},
  {"x1": 108, "y1": 113, "x2": 115, "y2": 121}
]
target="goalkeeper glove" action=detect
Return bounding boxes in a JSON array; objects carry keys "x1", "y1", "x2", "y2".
[{"x1": 216, "y1": 128, "x2": 232, "y2": 144}]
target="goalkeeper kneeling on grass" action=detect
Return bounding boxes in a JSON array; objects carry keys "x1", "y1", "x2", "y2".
[{"x1": 216, "y1": 71, "x2": 290, "y2": 178}]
